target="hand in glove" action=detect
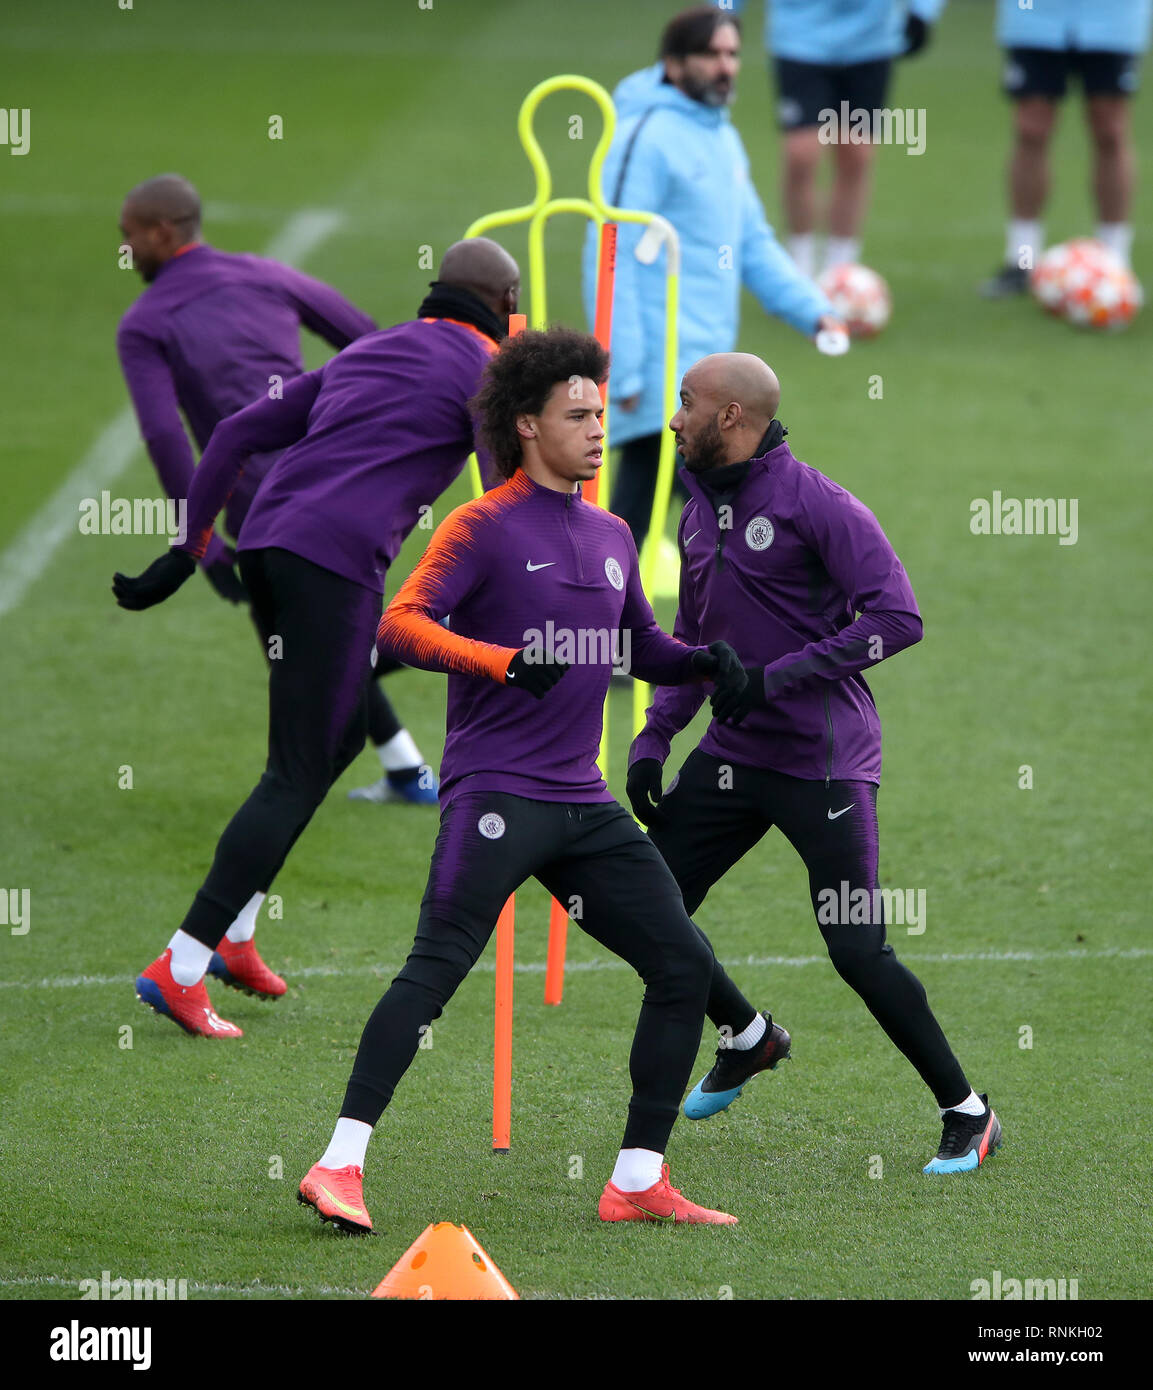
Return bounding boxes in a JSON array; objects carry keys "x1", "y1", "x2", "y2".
[{"x1": 112, "y1": 549, "x2": 196, "y2": 611}]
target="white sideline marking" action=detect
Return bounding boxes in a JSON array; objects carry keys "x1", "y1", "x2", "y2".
[
  {"x1": 0, "y1": 208, "x2": 346, "y2": 622},
  {"x1": 0, "y1": 1274, "x2": 367, "y2": 1300},
  {"x1": 0, "y1": 193, "x2": 294, "y2": 222},
  {"x1": 0, "y1": 946, "x2": 1147, "y2": 992}
]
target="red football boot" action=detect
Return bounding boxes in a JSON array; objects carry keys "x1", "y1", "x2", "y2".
[
  {"x1": 135, "y1": 949, "x2": 243, "y2": 1038},
  {"x1": 207, "y1": 937, "x2": 286, "y2": 999},
  {"x1": 598, "y1": 1163, "x2": 737, "y2": 1225}
]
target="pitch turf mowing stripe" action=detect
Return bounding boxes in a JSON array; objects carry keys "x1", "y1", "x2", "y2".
[
  {"x1": 0, "y1": 206, "x2": 345, "y2": 622},
  {"x1": 0, "y1": 1274, "x2": 368, "y2": 1299},
  {"x1": 1, "y1": 946, "x2": 1148, "y2": 991}
]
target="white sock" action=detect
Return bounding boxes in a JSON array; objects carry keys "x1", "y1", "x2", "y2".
[
  {"x1": 1095, "y1": 222, "x2": 1133, "y2": 268},
  {"x1": 823, "y1": 235, "x2": 861, "y2": 271},
  {"x1": 377, "y1": 728, "x2": 422, "y2": 772},
  {"x1": 727, "y1": 1013, "x2": 767, "y2": 1051},
  {"x1": 166, "y1": 929, "x2": 212, "y2": 987},
  {"x1": 611, "y1": 1148, "x2": 663, "y2": 1192},
  {"x1": 941, "y1": 1089, "x2": 985, "y2": 1118},
  {"x1": 789, "y1": 233, "x2": 816, "y2": 278},
  {"x1": 1006, "y1": 219, "x2": 1042, "y2": 271},
  {"x1": 318, "y1": 1117, "x2": 373, "y2": 1171},
  {"x1": 225, "y1": 891, "x2": 264, "y2": 944}
]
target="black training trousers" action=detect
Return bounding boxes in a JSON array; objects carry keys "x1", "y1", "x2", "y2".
[
  {"x1": 179, "y1": 548, "x2": 379, "y2": 949},
  {"x1": 342, "y1": 791, "x2": 715, "y2": 1154},
  {"x1": 649, "y1": 750, "x2": 969, "y2": 1108}
]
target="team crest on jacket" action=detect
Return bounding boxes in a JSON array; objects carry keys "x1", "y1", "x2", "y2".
[
  {"x1": 745, "y1": 516, "x2": 774, "y2": 551},
  {"x1": 478, "y1": 813, "x2": 506, "y2": 840},
  {"x1": 604, "y1": 556, "x2": 624, "y2": 591}
]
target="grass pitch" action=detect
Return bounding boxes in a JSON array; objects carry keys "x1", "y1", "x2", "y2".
[{"x1": 1, "y1": 0, "x2": 1149, "y2": 1302}]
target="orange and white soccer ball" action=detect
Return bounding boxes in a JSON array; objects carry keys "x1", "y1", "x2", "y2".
[
  {"x1": 816, "y1": 264, "x2": 892, "y2": 338},
  {"x1": 1030, "y1": 239, "x2": 1143, "y2": 330}
]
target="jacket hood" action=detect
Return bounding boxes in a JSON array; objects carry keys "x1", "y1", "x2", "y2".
[{"x1": 611, "y1": 63, "x2": 728, "y2": 127}]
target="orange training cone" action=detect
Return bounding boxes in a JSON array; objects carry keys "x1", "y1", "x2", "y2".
[{"x1": 370, "y1": 1222, "x2": 519, "y2": 1300}]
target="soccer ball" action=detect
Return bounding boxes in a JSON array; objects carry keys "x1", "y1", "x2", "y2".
[
  {"x1": 1030, "y1": 239, "x2": 1143, "y2": 330},
  {"x1": 816, "y1": 264, "x2": 892, "y2": 338}
]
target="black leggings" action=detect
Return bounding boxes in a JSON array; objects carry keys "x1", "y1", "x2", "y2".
[
  {"x1": 649, "y1": 750, "x2": 970, "y2": 1108},
  {"x1": 179, "y1": 548, "x2": 379, "y2": 949},
  {"x1": 247, "y1": 607, "x2": 401, "y2": 747},
  {"x1": 342, "y1": 792, "x2": 715, "y2": 1154}
]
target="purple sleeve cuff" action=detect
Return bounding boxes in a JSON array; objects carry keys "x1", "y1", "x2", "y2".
[{"x1": 628, "y1": 729, "x2": 671, "y2": 769}]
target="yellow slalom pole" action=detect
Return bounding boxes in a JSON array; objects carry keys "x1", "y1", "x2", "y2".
[{"x1": 460, "y1": 79, "x2": 681, "y2": 1120}]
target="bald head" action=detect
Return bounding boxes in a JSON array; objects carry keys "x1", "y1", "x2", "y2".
[
  {"x1": 119, "y1": 174, "x2": 201, "y2": 283},
  {"x1": 686, "y1": 353, "x2": 780, "y2": 424},
  {"x1": 437, "y1": 238, "x2": 520, "y2": 319},
  {"x1": 122, "y1": 174, "x2": 201, "y2": 231},
  {"x1": 671, "y1": 353, "x2": 781, "y2": 472}
]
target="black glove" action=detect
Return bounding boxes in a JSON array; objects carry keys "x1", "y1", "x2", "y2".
[
  {"x1": 504, "y1": 647, "x2": 570, "y2": 699},
  {"x1": 691, "y1": 640, "x2": 746, "y2": 695},
  {"x1": 903, "y1": 14, "x2": 930, "y2": 57},
  {"x1": 626, "y1": 758, "x2": 667, "y2": 828},
  {"x1": 710, "y1": 665, "x2": 768, "y2": 726},
  {"x1": 112, "y1": 549, "x2": 196, "y2": 611},
  {"x1": 204, "y1": 551, "x2": 248, "y2": 605}
]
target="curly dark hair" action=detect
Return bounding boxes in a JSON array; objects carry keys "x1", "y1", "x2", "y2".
[
  {"x1": 660, "y1": 5, "x2": 740, "y2": 60},
  {"x1": 471, "y1": 327, "x2": 609, "y2": 481}
]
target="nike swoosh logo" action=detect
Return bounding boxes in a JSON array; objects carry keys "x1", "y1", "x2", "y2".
[
  {"x1": 526, "y1": 561, "x2": 556, "y2": 572},
  {"x1": 827, "y1": 805, "x2": 854, "y2": 820},
  {"x1": 317, "y1": 1184, "x2": 367, "y2": 1219},
  {"x1": 684, "y1": 529, "x2": 701, "y2": 544},
  {"x1": 627, "y1": 1201, "x2": 676, "y2": 1223}
]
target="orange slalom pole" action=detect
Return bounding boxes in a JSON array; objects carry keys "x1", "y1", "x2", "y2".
[
  {"x1": 584, "y1": 220, "x2": 617, "y2": 508},
  {"x1": 492, "y1": 895, "x2": 516, "y2": 1152},
  {"x1": 491, "y1": 312, "x2": 527, "y2": 1153},
  {"x1": 543, "y1": 897, "x2": 569, "y2": 1006},
  {"x1": 542, "y1": 224, "x2": 619, "y2": 1006}
]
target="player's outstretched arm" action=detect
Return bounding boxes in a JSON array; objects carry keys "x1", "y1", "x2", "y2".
[
  {"x1": 376, "y1": 504, "x2": 536, "y2": 689},
  {"x1": 178, "y1": 370, "x2": 322, "y2": 562},
  {"x1": 711, "y1": 483, "x2": 923, "y2": 725},
  {"x1": 275, "y1": 262, "x2": 377, "y2": 349},
  {"x1": 627, "y1": 515, "x2": 745, "y2": 775},
  {"x1": 111, "y1": 371, "x2": 321, "y2": 611},
  {"x1": 738, "y1": 164, "x2": 837, "y2": 338},
  {"x1": 116, "y1": 323, "x2": 230, "y2": 574}
]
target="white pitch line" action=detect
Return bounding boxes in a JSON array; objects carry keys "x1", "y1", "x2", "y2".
[
  {"x1": 0, "y1": 208, "x2": 346, "y2": 622},
  {"x1": 0, "y1": 946, "x2": 1147, "y2": 992},
  {"x1": 0, "y1": 193, "x2": 294, "y2": 222}
]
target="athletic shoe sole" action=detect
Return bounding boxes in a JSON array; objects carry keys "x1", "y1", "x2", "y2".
[
  {"x1": 206, "y1": 953, "x2": 282, "y2": 1000},
  {"x1": 684, "y1": 1031, "x2": 792, "y2": 1120},
  {"x1": 296, "y1": 1187, "x2": 375, "y2": 1236},
  {"x1": 923, "y1": 1111, "x2": 1003, "y2": 1174},
  {"x1": 135, "y1": 975, "x2": 239, "y2": 1038}
]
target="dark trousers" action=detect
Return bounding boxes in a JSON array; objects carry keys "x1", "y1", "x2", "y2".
[
  {"x1": 649, "y1": 750, "x2": 970, "y2": 1108},
  {"x1": 342, "y1": 792, "x2": 716, "y2": 1154},
  {"x1": 247, "y1": 608, "x2": 400, "y2": 747},
  {"x1": 610, "y1": 432, "x2": 689, "y2": 552},
  {"x1": 179, "y1": 548, "x2": 379, "y2": 949}
]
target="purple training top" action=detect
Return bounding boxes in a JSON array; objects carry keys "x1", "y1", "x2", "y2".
[
  {"x1": 176, "y1": 316, "x2": 498, "y2": 592},
  {"x1": 376, "y1": 468, "x2": 709, "y2": 805},
  {"x1": 630, "y1": 439, "x2": 923, "y2": 784},
  {"x1": 117, "y1": 242, "x2": 376, "y2": 565}
]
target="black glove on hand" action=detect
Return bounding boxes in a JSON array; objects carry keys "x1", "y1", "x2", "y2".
[
  {"x1": 204, "y1": 552, "x2": 248, "y2": 605},
  {"x1": 692, "y1": 639, "x2": 746, "y2": 693},
  {"x1": 112, "y1": 549, "x2": 196, "y2": 611},
  {"x1": 626, "y1": 758, "x2": 667, "y2": 828},
  {"x1": 505, "y1": 647, "x2": 570, "y2": 699},
  {"x1": 903, "y1": 14, "x2": 930, "y2": 57},
  {"x1": 710, "y1": 665, "x2": 768, "y2": 726}
]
